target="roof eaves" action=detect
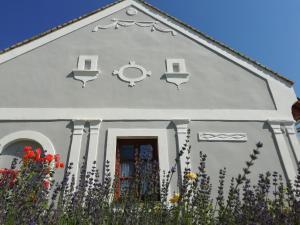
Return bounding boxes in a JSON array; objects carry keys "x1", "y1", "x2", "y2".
[{"x1": 0, "y1": 0, "x2": 124, "y2": 54}]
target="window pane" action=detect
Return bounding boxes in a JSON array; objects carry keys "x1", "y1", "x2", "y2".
[
  {"x1": 120, "y1": 180, "x2": 132, "y2": 195},
  {"x1": 121, "y1": 162, "x2": 134, "y2": 177},
  {"x1": 120, "y1": 145, "x2": 135, "y2": 160},
  {"x1": 173, "y1": 63, "x2": 180, "y2": 72},
  {"x1": 140, "y1": 144, "x2": 153, "y2": 160},
  {"x1": 84, "y1": 59, "x2": 92, "y2": 70},
  {"x1": 140, "y1": 179, "x2": 149, "y2": 195}
]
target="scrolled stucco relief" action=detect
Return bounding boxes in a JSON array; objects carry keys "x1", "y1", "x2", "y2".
[
  {"x1": 126, "y1": 7, "x2": 138, "y2": 16},
  {"x1": 198, "y1": 132, "x2": 248, "y2": 142},
  {"x1": 113, "y1": 61, "x2": 151, "y2": 87},
  {"x1": 92, "y1": 19, "x2": 177, "y2": 36}
]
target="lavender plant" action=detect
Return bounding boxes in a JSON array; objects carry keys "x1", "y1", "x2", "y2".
[{"x1": 0, "y1": 139, "x2": 300, "y2": 225}]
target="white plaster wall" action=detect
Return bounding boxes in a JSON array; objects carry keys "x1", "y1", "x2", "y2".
[{"x1": 0, "y1": 8, "x2": 275, "y2": 110}]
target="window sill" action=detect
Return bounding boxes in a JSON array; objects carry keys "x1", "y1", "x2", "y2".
[
  {"x1": 72, "y1": 69, "x2": 99, "y2": 88},
  {"x1": 164, "y1": 72, "x2": 190, "y2": 89}
]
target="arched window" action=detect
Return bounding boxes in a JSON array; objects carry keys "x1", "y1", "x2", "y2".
[
  {"x1": 0, "y1": 130, "x2": 55, "y2": 169},
  {"x1": 0, "y1": 140, "x2": 42, "y2": 169}
]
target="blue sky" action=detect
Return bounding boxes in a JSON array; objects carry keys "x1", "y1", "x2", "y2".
[{"x1": 1, "y1": 0, "x2": 299, "y2": 95}]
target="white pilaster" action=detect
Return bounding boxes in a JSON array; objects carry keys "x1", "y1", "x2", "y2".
[
  {"x1": 69, "y1": 120, "x2": 85, "y2": 187},
  {"x1": 268, "y1": 120, "x2": 297, "y2": 182},
  {"x1": 86, "y1": 120, "x2": 102, "y2": 177},
  {"x1": 285, "y1": 124, "x2": 300, "y2": 165},
  {"x1": 173, "y1": 120, "x2": 190, "y2": 181}
]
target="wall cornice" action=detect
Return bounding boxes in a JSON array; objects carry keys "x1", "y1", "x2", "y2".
[{"x1": 0, "y1": 108, "x2": 293, "y2": 122}]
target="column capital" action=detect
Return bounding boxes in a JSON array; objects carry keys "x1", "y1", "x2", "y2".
[
  {"x1": 286, "y1": 125, "x2": 296, "y2": 134},
  {"x1": 88, "y1": 120, "x2": 102, "y2": 135},
  {"x1": 172, "y1": 119, "x2": 190, "y2": 134},
  {"x1": 72, "y1": 120, "x2": 85, "y2": 135}
]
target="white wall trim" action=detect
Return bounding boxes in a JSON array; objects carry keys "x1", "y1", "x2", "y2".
[
  {"x1": 105, "y1": 128, "x2": 170, "y2": 195},
  {"x1": 68, "y1": 120, "x2": 85, "y2": 187},
  {"x1": 86, "y1": 120, "x2": 102, "y2": 177},
  {"x1": 0, "y1": 130, "x2": 55, "y2": 155},
  {"x1": 173, "y1": 120, "x2": 190, "y2": 182},
  {"x1": 285, "y1": 124, "x2": 300, "y2": 164},
  {"x1": 268, "y1": 120, "x2": 297, "y2": 182},
  {"x1": 0, "y1": 108, "x2": 293, "y2": 121}
]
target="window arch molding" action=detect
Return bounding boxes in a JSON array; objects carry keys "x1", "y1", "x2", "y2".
[{"x1": 0, "y1": 130, "x2": 55, "y2": 155}]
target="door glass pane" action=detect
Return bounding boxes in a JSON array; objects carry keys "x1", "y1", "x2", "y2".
[
  {"x1": 140, "y1": 179, "x2": 149, "y2": 195},
  {"x1": 121, "y1": 162, "x2": 134, "y2": 177},
  {"x1": 140, "y1": 144, "x2": 153, "y2": 160},
  {"x1": 120, "y1": 145, "x2": 135, "y2": 160},
  {"x1": 120, "y1": 180, "x2": 132, "y2": 195}
]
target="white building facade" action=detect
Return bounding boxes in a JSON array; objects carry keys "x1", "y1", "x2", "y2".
[{"x1": 0, "y1": 0, "x2": 299, "y2": 193}]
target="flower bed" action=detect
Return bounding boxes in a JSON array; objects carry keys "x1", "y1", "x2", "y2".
[{"x1": 0, "y1": 141, "x2": 299, "y2": 225}]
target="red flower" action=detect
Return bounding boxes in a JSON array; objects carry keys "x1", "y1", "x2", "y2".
[
  {"x1": 54, "y1": 154, "x2": 60, "y2": 162},
  {"x1": 23, "y1": 146, "x2": 32, "y2": 152},
  {"x1": 35, "y1": 154, "x2": 41, "y2": 161},
  {"x1": 38, "y1": 157, "x2": 45, "y2": 162},
  {"x1": 22, "y1": 155, "x2": 29, "y2": 161},
  {"x1": 42, "y1": 179, "x2": 50, "y2": 189},
  {"x1": 35, "y1": 148, "x2": 42, "y2": 155},
  {"x1": 45, "y1": 154, "x2": 54, "y2": 163},
  {"x1": 26, "y1": 150, "x2": 35, "y2": 159},
  {"x1": 34, "y1": 148, "x2": 42, "y2": 161},
  {"x1": 55, "y1": 161, "x2": 64, "y2": 168}
]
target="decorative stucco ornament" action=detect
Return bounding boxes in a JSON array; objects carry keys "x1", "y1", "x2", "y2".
[
  {"x1": 92, "y1": 19, "x2": 177, "y2": 36},
  {"x1": 126, "y1": 7, "x2": 138, "y2": 16},
  {"x1": 198, "y1": 132, "x2": 248, "y2": 142},
  {"x1": 73, "y1": 70, "x2": 99, "y2": 88},
  {"x1": 164, "y1": 59, "x2": 190, "y2": 89},
  {"x1": 112, "y1": 61, "x2": 151, "y2": 87},
  {"x1": 72, "y1": 55, "x2": 100, "y2": 88},
  {"x1": 165, "y1": 73, "x2": 190, "y2": 90}
]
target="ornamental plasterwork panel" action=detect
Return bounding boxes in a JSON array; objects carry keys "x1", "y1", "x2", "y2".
[
  {"x1": 198, "y1": 132, "x2": 248, "y2": 142},
  {"x1": 164, "y1": 59, "x2": 190, "y2": 89},
  {"x1": 72, "y1": 55, "x2": 100, "y2": 88},
  {"x1": 92, "y1": 6, "x2": 176, "y2": 36},
  {"x1": 126, "y1": 7, "x2": 138, "y2": 16},
  {"x1": 92, "y1": 19, "x2": 177, "y2": 36},
  {"x1": 112, "y1": 61, "x2": 151, "y2": 87}
]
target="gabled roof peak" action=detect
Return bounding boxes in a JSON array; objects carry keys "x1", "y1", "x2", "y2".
[{"x1": 0, "y1": 0, "x2": 293, "y2": 85}]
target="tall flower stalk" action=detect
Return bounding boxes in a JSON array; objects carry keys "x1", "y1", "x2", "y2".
[{"x1": 0, "y1": 141, "x2": 300, "y2": 225}]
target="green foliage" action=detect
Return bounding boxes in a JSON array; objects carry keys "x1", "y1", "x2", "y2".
[{"x1": 0, "y1": 138, "x2": 300, "y2": 225}]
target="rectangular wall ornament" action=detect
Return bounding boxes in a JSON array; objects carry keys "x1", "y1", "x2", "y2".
[{"x1": 198, "y1": 132, "x2": 247, "y2": 142}]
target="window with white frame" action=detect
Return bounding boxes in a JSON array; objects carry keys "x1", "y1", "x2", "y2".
[
  {"x1": 115, "y1": 138, "x2": 160, "y2": 200},
  {"x1": 105, "y1": 129, "x2": 170, "y2": 201},
  {"x1": 77, "y1": 55, "x2": 98, "y2": 71},
  {"x1": 166, "y1": 59, "x2": 187, "y2": 74}
]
